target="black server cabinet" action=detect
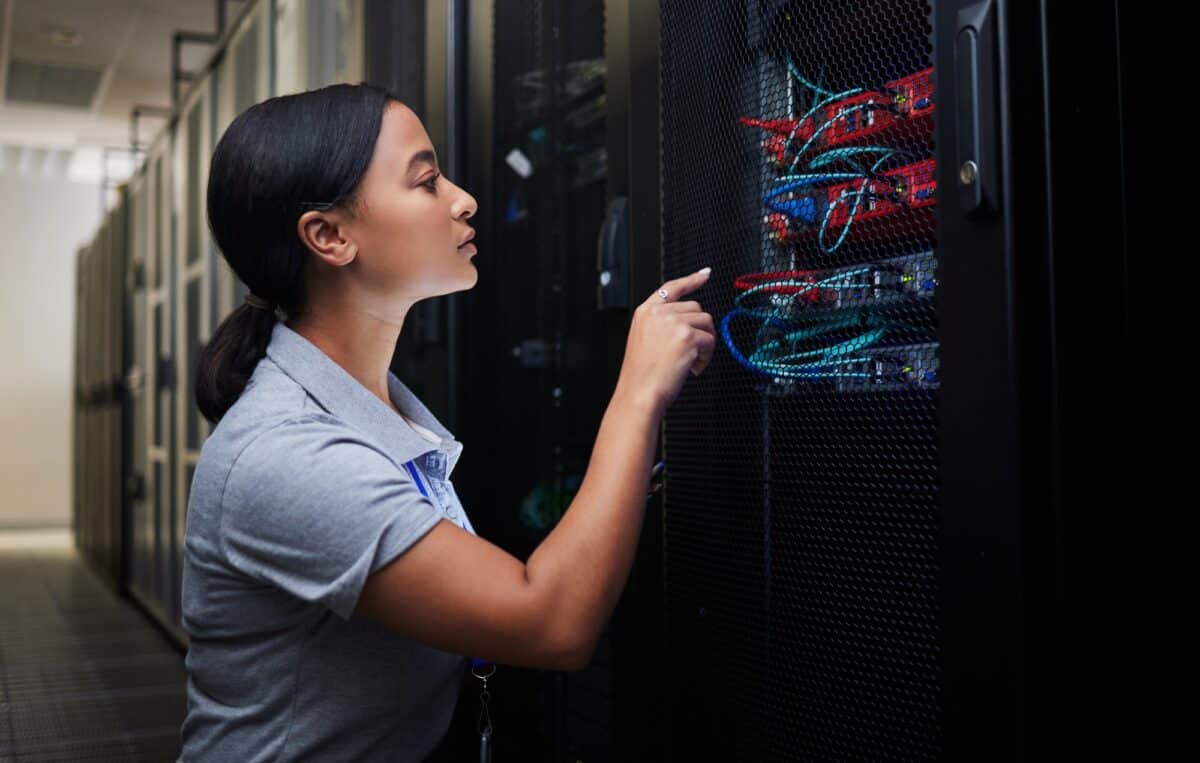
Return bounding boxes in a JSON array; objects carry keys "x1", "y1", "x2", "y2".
[
  {"x1": 452, "y1": 0, "x2": 639, "y2": 760},
  {"x1": 654, "y1": 0, "x2": 1124, "y2": 760},
  {"x1": 366, "y1": 0, "x2": 465, "y2": 430}
]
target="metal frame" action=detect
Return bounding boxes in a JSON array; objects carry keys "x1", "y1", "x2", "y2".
[
  {"x1": 144, "y1": 127, "x2": 181, "y2": 638},
  {"x1": 934, "y1": 0, "x2": 1125, "y2": 756},
  {"x1": 171, "y1": 76, "x2": 214, "y2": 649},
  {"x1": 934, "y1": 0, "x2": 1049, "y2": 756},
  {"x1": 73, "y1": 191, "x2": 129, "y2": 588},
  {"x1": 123, "y1": 169, "x2": 152, "y2": 606}
]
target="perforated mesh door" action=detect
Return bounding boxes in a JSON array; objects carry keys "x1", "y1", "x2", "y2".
[
  {"x1": 660, "y1": 2, "x2": 941, "y2": 759},
  {"x1": 451, "y1": 1, "x2": 618, "y2": 759}
]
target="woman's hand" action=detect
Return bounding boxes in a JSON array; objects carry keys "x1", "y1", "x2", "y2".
[{"x1": 613, "y1": 267, "x2": 716, "y2": 417}]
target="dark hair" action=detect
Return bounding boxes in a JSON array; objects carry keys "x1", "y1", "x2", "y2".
[{"x1": 196, "y1": 82, "x2": 399, "y2": 424}]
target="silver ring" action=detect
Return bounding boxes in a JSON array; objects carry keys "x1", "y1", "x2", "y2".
[{"x1": 657, "y1": 288, "x2": 670, "y2": 301}]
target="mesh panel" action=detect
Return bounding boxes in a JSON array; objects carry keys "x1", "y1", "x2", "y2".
[
  {"x1": 453, "y1": 1, "x2": 616, "y2": 758},
  {"x1": 660, "y1": 1, "x2": 941, "y2": 759}
]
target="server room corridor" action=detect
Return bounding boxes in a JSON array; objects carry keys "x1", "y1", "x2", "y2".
[
  {"x1": 1, "y1": 0, "x2": 1136, "y2": 759},
  {"x1": 0, "y1": 531, "x2": 186, "y2": 761}
]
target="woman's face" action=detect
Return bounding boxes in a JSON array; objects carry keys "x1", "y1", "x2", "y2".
[{"x1": 325, "y1": 101, "x2": 479, "y2": 303}]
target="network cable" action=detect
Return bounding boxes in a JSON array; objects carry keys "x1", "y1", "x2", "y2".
[
  {"x1": 721, "y1": 263, "x2": 932, "y2": 383},
  {"x1": 721, "y1": 308, "x2": 895, "y2": 381},
  {"x1": 763, "y1": 146, "x2": 919, "y2": 253}
]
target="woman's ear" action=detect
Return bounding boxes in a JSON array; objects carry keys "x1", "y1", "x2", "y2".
[{"x1": 297, "y1": 210, "x2": 358, "y2": 267}]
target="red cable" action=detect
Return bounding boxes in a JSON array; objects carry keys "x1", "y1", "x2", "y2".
[{"x1": 734, "y1": 270, "x2": 826, "y2": 300}]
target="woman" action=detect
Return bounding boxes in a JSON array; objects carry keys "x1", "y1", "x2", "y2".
[{"x1": 179, "y1": 82, "x2": 715, "y2": 761}]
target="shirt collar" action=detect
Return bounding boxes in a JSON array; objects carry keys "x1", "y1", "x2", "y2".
[{"x1": 264, "y1": 321, "x2": 464, "y2": 475}]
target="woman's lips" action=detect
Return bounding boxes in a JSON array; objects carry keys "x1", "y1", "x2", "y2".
[{"x1": 458, "y1": 242, "x2": 477, "y2": 256}]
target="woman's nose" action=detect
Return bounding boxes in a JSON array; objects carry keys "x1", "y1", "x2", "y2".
[{"x1": 453, "y1": 191, "x2": 478, "y2": 220}]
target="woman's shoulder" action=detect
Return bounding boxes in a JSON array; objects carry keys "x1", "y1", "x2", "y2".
[{"x1": 196, "y1": 358, "x2": 347, "y2": 482}]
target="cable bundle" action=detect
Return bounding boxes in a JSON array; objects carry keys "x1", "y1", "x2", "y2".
[
  {"x1": 743, "y1": 57, "x2": 935, "y2": 254},
  {"x1": 720, "y1": 270, "x2": 915, "y2": 382}
]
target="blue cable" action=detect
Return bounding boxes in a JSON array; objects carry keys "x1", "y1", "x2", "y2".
[
  {"x1": 762, "y1": 146, "x2": 916, "y2": 248},
  {"x1": 807, "y1": 145, "x2": 918, "y2": 170},
  {"x1": 740, "y1": 270, "x2": 875, "y2": 351},
  {"x1": 781, "y1": 90, "x2": 861, "y2": 163},
  {"x1": 788, "y1": 102, "x2": 889, "y2": 171},
  {"x1": 818, "y1": 182, "x2": 871, "y2": 253},
  {"x1": 757, "y1": 327, "x2": 889, "y2": 365},
  {"x1": 720, "y1": 308, "x2": 850, "y2": 379},
  {"x1": 745, "y1": 268, "x2": 878, "y2": 353},
  {"x1": 724, "y1": 278, "x2": 928, "y2": 381},
  {"x1": 721, "y1": 309, "x2": 781, "y2": 379},
  {"x1": 815, "y1": 150, "x2": 902, "y2": 253},
  {"x1": 767, "y1": 173, "x2": 863, "y2": 196},
  {"x1": 766, "y1": 196, "x2": 820, "y2": 224},
  {"x1": 785, "y1": 56, "x2": 838, "y2": 100},
  {"x1": 722, "y1": 305, "x2": 896, "y2": 382}
]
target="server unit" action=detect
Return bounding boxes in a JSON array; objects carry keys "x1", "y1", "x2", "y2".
[
  {"x1": 172, "y1": 73, "x2": 216, "y2": 646},
  {"x1": 76, "y1": 0, "x2": 399, "y2": 644},
  {"x1": 651, "y1": 0, "x2": 1124, "y2": 759},
  {"x1": 141, "y1": 131, "x2": 180, "y2": 635},
  {"x1": 73, "y1": 196, "x2": 127, "y2": 587},
  {"x1": 455, "y1": 0, "x2": 663, "y2": 759},
  {"x1": 123, "y1": 168, "x2": 153, "y2": 615}
]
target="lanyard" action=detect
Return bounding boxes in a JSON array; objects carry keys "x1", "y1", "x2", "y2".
[{"x1": 405, "y1": 458, "x2": 495, "y2": 760}]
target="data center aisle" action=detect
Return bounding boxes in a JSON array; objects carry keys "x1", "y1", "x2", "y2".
[{"x1": 0, "y1": 530, "x2": 186, "y2": 762}]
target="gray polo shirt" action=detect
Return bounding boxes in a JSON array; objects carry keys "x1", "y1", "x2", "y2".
[{"x1": 179, "y1": 320, "x2": 476, "y2": 762}]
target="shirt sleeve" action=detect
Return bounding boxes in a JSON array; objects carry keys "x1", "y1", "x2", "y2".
[{"x1": 218, "y1": 414, "x2": 444, "y2": 620}]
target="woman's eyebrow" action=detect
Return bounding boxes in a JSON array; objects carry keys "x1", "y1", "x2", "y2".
[{"x1": 407, "y1": 149, "x2": 438, "y2": 175}]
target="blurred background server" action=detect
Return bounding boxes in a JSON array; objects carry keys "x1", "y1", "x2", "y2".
[{"x1": 0, "y1": 0, "x2": 1139, "y2": 760}]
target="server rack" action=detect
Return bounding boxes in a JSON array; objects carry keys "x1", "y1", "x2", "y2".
[
  {"x1": 72, "y1": 244, "x2": 84, "y2": 557},
  {"x1": 457, "y1": 1, "x2": 658, "y2": 759},
  {"x1": 365, "y1": 0, "x2": 464, "y2": 428},
  {"x1": 142, "y1": 130, "x2": 181, "y2": 639},
  {"x1": 107, "y1": 0, "x2": 378, "y2": 646},
  {"x1": 172, "y1": 75, "x2": 215, "y2": 647},
  {"x1": 651, "y1": 0, "x2": 1124, "y2": 759},
  {"x1": 213, "y1": 0, "x2": 274, "y2": 316},
  {"x1": 598, "y1": 6, "x2": 669, "y2": 760},
  {"x1": 72, "y1": 244, "x2": 89, "y2": 562},
  {"x1": 123, "y1": 170, "x2": 151, "y2": 610},
  {"x1": 73, "y1": 194, "x2": 128, "y2": 587}
]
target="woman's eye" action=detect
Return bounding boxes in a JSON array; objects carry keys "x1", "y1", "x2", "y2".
[{"x1": 422, "y1": 173, "x2": 440, "y2": 192}]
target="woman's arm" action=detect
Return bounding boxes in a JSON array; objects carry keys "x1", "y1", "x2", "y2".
[
  {"x1": 522, "y1": 383, "x2": 661, "y2": 667},
  {"x1": 357, "y1": 268, "x2": 714, "y2": 670},
  {"x1": 355, "y1": 387, "x2": 658, "y2": 672}
]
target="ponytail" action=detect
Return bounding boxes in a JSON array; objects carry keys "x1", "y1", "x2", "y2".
[{"x1": 195, "y1": 301, "x2": 277, "y2": 424}]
